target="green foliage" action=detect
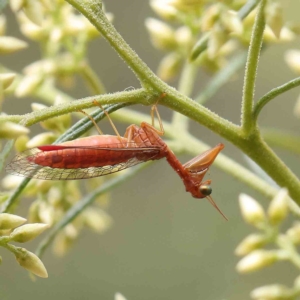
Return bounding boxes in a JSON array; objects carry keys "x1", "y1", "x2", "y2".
[{"x1": 1, "y1": 0, "x2": 300, "y2": 298}]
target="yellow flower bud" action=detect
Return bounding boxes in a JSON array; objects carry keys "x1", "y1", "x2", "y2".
[
  {"x1": 201, "y1": 4, "x2": 220, "y2": 32},
  {"x1": 207, "y1": 25, "x2": 227, "y2": 59},
  {"x1": 0, "y1": 122, "x2": 29, "y2": 139},
  {"x1": 15, "y1": 248, "x2": 48, "y2": 278},
  {"x1": 266, "y1": 1, "x2": 283, "y2": 39},
  {"x1": 0, "y1": 36, "x2": 27, "y2": 54},
  {"x1": 0, "y1": 73, "x2": 16, "y2": 90},
  {"x1": 14, "y1": 135, "x2": 29, "y2": 152},
  {"x1": 10, "y1": 0, "x2": 25, "y2": 12},
  {"x1": 84, "y1": 209, "x2": 112, "y2": 233},
  {"x1": 23, "y1": 0, "x2": 43, "y2": 26},
  {"x1": 15, "y1": 74, "x2": 43, "y2": 97},
  {"x1": 235, "y1": 234, "x2": 266, "y2": 256},
  {"x1": 0, "y1": 15, "x2": 6, "y2": 36},
  {"x1": 286, "y1": 222, "x2": 300, "y2": 244},
  {"x1": 239, "y1": 194, "x2": 266, "y2": 227},
  {"x1": 26, "y1": 132, "x2": 56, "y2": 148},
  {"x1": 10, "y1": 223, "x2": 49, "y2": 243},
  {"x1": 294, "y1": 275, "x2": 300, "y2": 290},
  {"x1": 285, "y1": 50, "x2": 300, "y2": 74},
  {"x1": 251, "y1": 284, "x2": 292, "y2": 300},
  {"x1": 115, "y1": 293, "x2": 127, "y2": 300},
  {"x1": 20, "y1": 21, "x2": 46, "y2": 41},
  {"x1": 221, "y1": 10, "x2": 243, "y2": 35},
  {"x1": 145, "y1": 18, "x2": 176, "y2": 51},
  {"x1": 157, "y1": 52, "x2": 182, "y2": 81},
  {"x1": 236, "y1": 250, "x2": 278, "y2": 273},
  {"x1": 268, "y1": 189, "x2": 289, "y2": 225},
  {"x1": 0, "y1": 213, "x2": 26, "y2": 230},
  {"x1": 150, "y1": 0, "x2": 178, "y2": 21}
]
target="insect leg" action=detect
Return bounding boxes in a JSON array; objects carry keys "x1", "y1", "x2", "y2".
[
  {"x1": 78, "y1": 109, "x2": 104, "y2": 135},
  {"x1": 92, "y1": 100, "x2": 123, "y2": 143}
]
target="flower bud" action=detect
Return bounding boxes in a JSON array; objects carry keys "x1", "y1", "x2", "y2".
[
  {"x1": 15, "y1": 248, "x2": 48, "y2": 278},
  {"x1": 14, "y1": 135, "x2": 29, "y2": 152},
  {"x1": 150, "y1": 0, "x2": 178, "y2": 21},
  {"x1": 207, "y1": 25, "x2": 227, "y2": 58},
  {"x1": 157, "y1": 53, "x2": 182, "y2": 81},
  {"x1": 266, "y1": 1, "x2": 283, "y2": 39},
  {"x1": 201, "y1": 4, "x2": 220, "y2": 32},
  {"x1": 10, "y1": 223, "x2": 49, "y2": 243},
  {"x1": 10, "y1": 0, "x2": 25, "y2": 12},
  {"x1": 175, "y1": 26, "x2": 193, "y2": 50},
  {"x1": 236, "y1": 250, "x2": 278, "y2": 273},
  {"x1": 294, "y1": 275, "x2": 300, "y2": 290},
  {"x1": 145, "y1": 18, "x2": 176, "y2": 51},
  {"x1": 0, "y1": 121, "x2": 29, "y2": 139},
  {"x1": 239, "y1": 194, "x2": 266, "y2": 227},
  {"x1": 15, "y1": 74, "x2": 43, "y2": 97},
  {"x1": 115, "y1": 293, "x2": 127, "y2": 300},
  {"x1": 268, "y1": 189, "x2": 289, "y2": 225},
  {"x1": 26, "y1": 132, "x2": 56, "y2": 148},
  {"x1": 0, "y1": 213, "x2": 26, "y2": 230},
  {"x1": 0, "y1": 73, "x2": 16, "y2": 90},
  {"x1": 235, "y1": 234, "x2": 266, "y2": 256},
  {"x1": 23, "y1": 0, "x2": 43, "y2": 26},
  {"x1": 251, "y1": 284, "x2": 292, "y2": 300},
  {"x1": 84, "y1": 209, "x2": 112, "y2": 233},
  {"x1": 20, "y1": 21, "x2": 45, "y2": 40},
  {"x1": 0, "y1": 36, "x2": 27, "y2": 54},
  {"x1": 286, "y1": 222, "x2": 300, "y2": 244},
  {"x1": 0, "y1": 15, "x2": 6, "y2": 36},
  {"x1": 221, "y1": 10, "x2": 243, "y2": 35},
  {"x1": 285, "y1": 50, "x2": 300, "y2": 74}
]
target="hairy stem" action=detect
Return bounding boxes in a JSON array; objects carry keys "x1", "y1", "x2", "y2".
[
  {"x1": 241, "y1": 0, "x2": 266, "y2": 133},
  {"x1": 253, "y1": 77, "x2": 300, "y2": 123}
]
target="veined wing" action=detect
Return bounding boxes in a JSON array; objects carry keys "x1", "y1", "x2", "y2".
[{"x1": 6, "y1": 145, "x2": 161, "y2": 180}]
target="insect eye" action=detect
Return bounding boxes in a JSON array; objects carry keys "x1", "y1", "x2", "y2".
[{"x1": 199, "y1": 184, "x2": 212, "y2": 196}]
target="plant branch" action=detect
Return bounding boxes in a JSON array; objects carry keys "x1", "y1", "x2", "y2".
[
  {"x1": 241, "y1": 0, "x2": 266, "y2": 134},
  {"x1": 253, "y1": 77, "x2": 300, "y2": 123}
]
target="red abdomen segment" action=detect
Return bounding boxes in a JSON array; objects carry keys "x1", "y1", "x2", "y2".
[{"x1": 33, "y1": 147, "x2": 146, "y2": 169}]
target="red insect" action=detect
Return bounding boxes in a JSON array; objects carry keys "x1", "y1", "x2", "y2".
[{"x1": 6, "y1": 97, "x2": 226, "y2": 219}]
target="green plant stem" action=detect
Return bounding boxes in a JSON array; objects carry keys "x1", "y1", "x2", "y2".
[
  {"x1": 253, "y1": 77, "x2": 300, "y2": 123},
  {"x1": 172, "y1": 61, "x2": 198, "y2": 131},
  {"x1": 241, "y1": 0, "x2": 266, "y2": 134},
  {"x1": 79, "y1": 62, "x2": 106, "y2": 94},
  {"x1": 0, "y1": 89, "x2": 147, "y2": 126},
  {"x1": 262, "y1": 128, "x2": 300, "y2": 155},
  {"x1": 111, "y1": 109, "x2": 298, "y2": 210},
  {"x1": 35, "y1": 164, "x2": 146, "y2": 258}
]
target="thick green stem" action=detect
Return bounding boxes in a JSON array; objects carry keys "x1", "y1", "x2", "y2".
[{"x1": 241, "y1": 0, "x2": 266, "y2": 133}]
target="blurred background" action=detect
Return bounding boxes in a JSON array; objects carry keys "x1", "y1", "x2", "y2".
[{"x1": 1, "y1": 0, "x2": 300, "y2": 299}]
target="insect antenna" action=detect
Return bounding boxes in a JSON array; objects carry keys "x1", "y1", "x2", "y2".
[{"x1": 206, "y1": 195, "x2": 228, "y2": 221}]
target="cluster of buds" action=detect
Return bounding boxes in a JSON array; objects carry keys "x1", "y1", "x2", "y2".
[
  {"x1": 6, "y1": 0, "x2": 112, "y2": 98},
  {"x1": 236, "y1": 190, "x2": 300, "y2": 299},
  {"x1": 0, "y1": 213, "x2": 48, "y2": 278},
  {"x1": 146, "y1": 0, "x2": 299, "y2": 81},
  {"x1": 2, "y1": 173, "x2": 112, "y2": 256}
]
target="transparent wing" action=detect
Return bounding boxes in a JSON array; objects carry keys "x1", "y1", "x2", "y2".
[{"x1": 6, "y1": 146, "x2": 161, "y2": 180}]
